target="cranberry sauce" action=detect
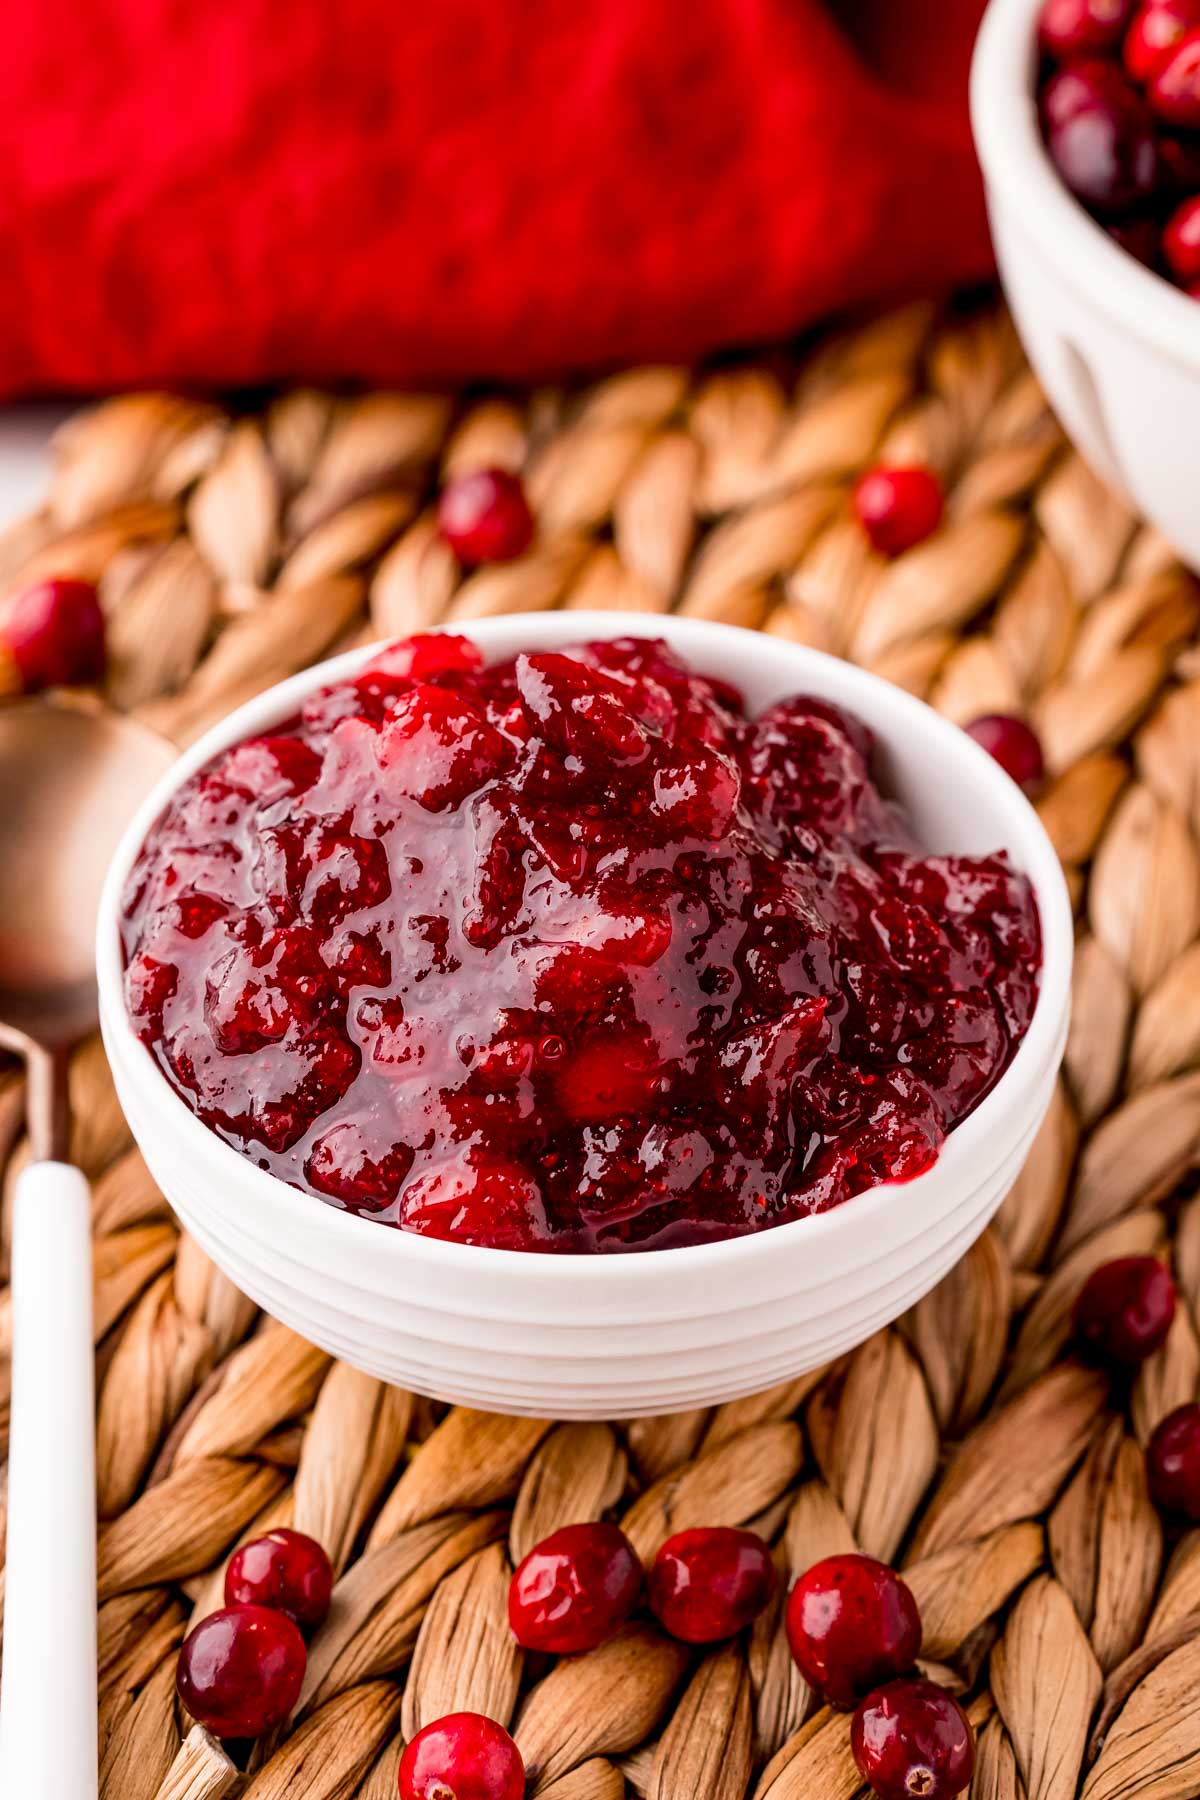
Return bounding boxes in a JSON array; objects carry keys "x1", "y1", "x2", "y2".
[{"x1": 120, "y1": 634, "x2": 1041, "y2": 1253}]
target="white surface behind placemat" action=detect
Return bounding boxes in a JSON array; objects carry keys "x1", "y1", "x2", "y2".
[{"x1": 0, "y1": 408, "x2": 70, "y2": 531}]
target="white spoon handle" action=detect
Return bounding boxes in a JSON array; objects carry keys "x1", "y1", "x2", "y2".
[{"x1": 1, "y1": 1161, "x2": 97, "y2": 1799}]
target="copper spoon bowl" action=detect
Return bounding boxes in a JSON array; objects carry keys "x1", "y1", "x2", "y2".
[{"x1": 0, "y1": 700, "x2": 174, "y2": 1800}]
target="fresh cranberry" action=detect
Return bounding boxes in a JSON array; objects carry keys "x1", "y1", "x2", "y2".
[
  {"x1": 1125, "y1": 0, "x2": 1200, "y2": 81},
  {"x1": 1147, "y1": 1403, "x2": 1200, "y2": 1517},
  {"x1": 0, "y1": 577, "x2": 105, "y2": 692},
  {"x1": 1162, "y1": 192, "x2": 1200, "y2": 275},
  {"x1": 647, "y1": 1528, "x2": 776, "y2": 1643},
  {"x1": 963, "y1": 715, "x2": 1045, "y2": 791},
  {"x1": 224, "y1": 1528, "x2": 334, "y2": 1631},
  {"x1": 175, "y1": 1605, "x2": 306, "y2": 1739},
  {"x1": 437, "y1": 469, "x2": 533, "y2": 566},
  {"x1": 852, "y1": 1680, "x2": 974, "y2": 1800},
  {"x1": 1073, "y1": 1255, "x2": 1177, "y2": 1367},
  {"x1": 1150, "y1": 26, "x2": 1200, "y2": 121},
  {"x1": 853, "y1": 467, "x2": 944, "y2": 558},
  {"x1": 786, "y1": 1555, "x2": 923, "y2": 1711},
  {"x1": 1039, "y1": 0, "x2": 1134, "y2": 57},
  {"x1": 508, "y1": 1522, "x2": 641, "y2": 1654},
  {"x1": 122, "y1": 634, "x2": 1042, "y2": 1252},
  {"x1": 398, "y1": 1713, "x2": 524, "y2": 1800},
  {"x1": 375, "y1": 685, "x2": 513, "y2": 811},
  {"x1": 1042, "y1": 61, "x2": 1160, "y2": 212}
]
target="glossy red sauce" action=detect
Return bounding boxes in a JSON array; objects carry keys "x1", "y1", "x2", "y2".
[{"x1": 121, "y1": 634, "x2": 1041, "y2": 1252}]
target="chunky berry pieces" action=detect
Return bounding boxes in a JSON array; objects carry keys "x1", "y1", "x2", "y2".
[
  {"x1": 508, "y1": 1521, "x2": 641, "y2": 1654},
  {"x1": 175, "y1": 1605, "x2": 306, "y2": 1739},
  {"x1": 1073, "y1": 1255, "x2": 1177, "y2": 1367},
  {"x1": 122, "y1": 634, "x2": 1041, "y2": 1252},
  {"x1": 225, "y1": 1528, "x2": 334, "y2": 1632},
  {"x1": 852, "y1": 1679, "x2": 975, "y2": 1800},
  {"x1": 437, "y1": 468, "x2": 534, "y2": 565},
  {"x1": 1146, "y1": 1402, "x2": 1200, "y2": 1517},
  {"x1": 0, "y1": 577, "x2": 106, "y2": 693},
  {"x1": 963, "y1": 715, "x2": 1045, "y2": 791},
  {"x1": 853, "y1": 467, "x2": 944, "y2": 558},
  {"x1": 400, "y1": 1157, "x2": 549, "y2": 1250},
  {"x1": 786, "y1": 1554, "x2": 923, "y2": 1710},
  {"x1": 398, "y1": 1712, "x2": 524, "y2": 1800},
  {"x1": 647, "y1": 1527, "x2": 777, "y2": 1643}
]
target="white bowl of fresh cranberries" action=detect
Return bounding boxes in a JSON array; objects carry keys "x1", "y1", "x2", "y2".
[
  {"x1": 96, "y1": 614, "x2": 1072, "y2": 1417},
  {"x1": 972, "y1": 0, "x2": 1200, "y2": 565}
]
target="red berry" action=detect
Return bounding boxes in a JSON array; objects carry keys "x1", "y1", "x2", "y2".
[
  {"x1": 786, "y1": 1554, "x2": 923, "y2": 1711},
  {"x1": 647, "y1": 1527, "x2": 776, "y2": 1644},
  {"x1": 0, "y1": 577, "x2": 105, "y2": 692},
  {"x1": 1043, "y1": 61, "x2": 1161, "y2": 212},
  {"x1": 1147, "y1": 1402, "x2": 1200, "y2": 1517},
  {"x1": 508, "y1": 1522, "x2": 641, "y2": 1654},
  {"x1": 437, "y1": 468, "x2": 534, "y2": 566},
  {"x1": 1040, "y1": 0, "x2": 1135, "y2": 58},
  {"x1": 225, "y1": 1528, "x2": 334, "y2": 1632},
  {"x1": 175, "y1": 1605, "x2": 306, "y2": 1740},
  {"x1": 398, "y1": 1713, "x2": 524, "y2": 1800},
  {"x1": 963, "y1": 715, "x2": 1045, "y2": 791},
  {"x1": 1125, "y1": 0, "x2": 1200, "y2": 82},
  {"x1": 1073, "y1": 1255, "x2": 1177, "y2": 1367},
  {"x1": 852, "y1": 1679, "x2": 975, "y2": 1800},
  {"x1": 1150, "y1": 25, "x2": 1200, "y2": 121},
  {"x1": 1162, "y1": 193, "x2": 1200, "y2": 275},
  {"x1": 853, "y1": 467, "x2": 944, "y2": 558}
]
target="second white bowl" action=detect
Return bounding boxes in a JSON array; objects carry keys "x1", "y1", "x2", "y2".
[
  {"x1": 97, "y1": 614, "x2": 1073, "y2": 1417},
  {"x1": 972, "y1": 0, "x2": 1200, "y2": 567}
]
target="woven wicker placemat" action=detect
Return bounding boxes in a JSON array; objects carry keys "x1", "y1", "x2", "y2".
[{"x1": 2, "y1": 295, "x2": 1198, "y2": 1800}]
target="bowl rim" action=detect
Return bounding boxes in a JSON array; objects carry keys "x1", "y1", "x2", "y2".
[
  {"x1": 96, "y1": 611, "x2": 1074, "y2": 1285},
  {"x1": 970, "y1": 0, "x2": 1200, "y2": 371}
]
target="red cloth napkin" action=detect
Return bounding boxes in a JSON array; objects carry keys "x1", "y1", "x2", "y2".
[{"x1": 1, "y1": 0, "x2": 990, "y2": 396}]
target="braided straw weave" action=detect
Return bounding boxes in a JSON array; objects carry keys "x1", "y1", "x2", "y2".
[{"x1": 3, "y1": 296, "x2": 1200, "y2": 1799}]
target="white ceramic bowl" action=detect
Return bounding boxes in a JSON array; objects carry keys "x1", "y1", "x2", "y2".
[
  {"x1": 972, "y1": 0, "x2": 1200, "y2": 567},
  {"x1": 97, "y1": 614, "x2": 1072, "y2": 1417}
]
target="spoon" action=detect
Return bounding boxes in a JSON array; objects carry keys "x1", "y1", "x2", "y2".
[{"x1": 0, "y1": 700, "x2": 175, "y2": 1799}]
